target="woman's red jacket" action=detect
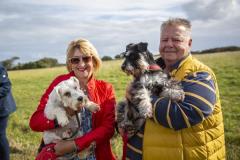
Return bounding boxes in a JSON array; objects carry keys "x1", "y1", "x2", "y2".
[{"x1": 29, "y1": 72, "x2": 116, "y2": 160}]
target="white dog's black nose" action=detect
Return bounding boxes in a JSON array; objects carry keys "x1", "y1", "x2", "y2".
[{"x1": 77, "y1": 96, "x2": 83, "y2": 101}]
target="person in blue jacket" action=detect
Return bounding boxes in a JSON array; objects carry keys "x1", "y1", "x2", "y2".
[{"x1": 0, "y1": 63, "x2": 16, "y2": 160}]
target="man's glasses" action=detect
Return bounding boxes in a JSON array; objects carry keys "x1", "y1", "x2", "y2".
[{"x1": 69, "y1": 56, "x2": 92, "y2": 64}]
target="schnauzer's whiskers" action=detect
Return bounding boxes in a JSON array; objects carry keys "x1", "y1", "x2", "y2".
[
  {"x1": 122, "y1": 63, "x2": 134, "y2": 76},
  {"x1": 138, "y1": 54, "x2": 149, "y2": 71}
]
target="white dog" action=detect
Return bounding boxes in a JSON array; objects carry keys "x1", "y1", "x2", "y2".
[{"x1": 43, "y1": 76, "x2": 100, "y2": 145}]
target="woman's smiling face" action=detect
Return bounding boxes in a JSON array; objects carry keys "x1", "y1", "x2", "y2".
[{"x1": 70, "y1": 48, "x2": 93, "y2": 81}]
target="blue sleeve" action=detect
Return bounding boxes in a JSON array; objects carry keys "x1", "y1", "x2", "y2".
[
  {"x1": 0, "y1": 65, "x2": 11, "y2": 98},
  {"x1": 151, "y1": 71, "x2": 216, "y2": 130}
]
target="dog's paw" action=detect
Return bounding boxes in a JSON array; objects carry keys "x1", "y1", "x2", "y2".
[
  {"x1": 116, "y1": 101, "x2": 127, "y2": 113},
  {"x1": 124, "y1": 122, "x2": 137, "y2": 138},
  {"x1": 163, "y1": 79, "x2": 185, "y2": 102},
  {"x1": 45, "y1": 112, "x2": 55, "y2": 120},
  {"x1": 170, "y1": 89, "x2": 185, "y2": 102},
  {"x1": 117, "y1": 112, "x2": 125, "y2": 123},
  {"x1": 43, "y1": 131, "x2": 61, "y2": 145},
  {"x1": 176, "y1": 90, "x2": 185, "y2": 101},
  {"x1": 57, "y1": 116, "x2": 69, "y2": 127},
  {"x1": 116, "y1": 101, "x2": 127, "y2": 122},
  {"x1": 146, "y1": 108, "x2": 153, "y2": 118},
  {"x1": 138, "y1": 100, "x2": 152, "y2": 118},
  {"x1": 161, "y1": 86, "x2": 185, "y2": 102},
  {"x1": 127, "y1": 130, "x2": 136, "y2": 138},
  {"x1": 86, "y1": 102, "x2": 100, "y2": 113},
  {"x1": 140, "y1": 106, "x2": 152, "y2": 118}
]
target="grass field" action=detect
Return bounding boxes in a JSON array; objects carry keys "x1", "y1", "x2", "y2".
[{"x1": 7, "y1": 51, "x2": 240, "y2": 160}]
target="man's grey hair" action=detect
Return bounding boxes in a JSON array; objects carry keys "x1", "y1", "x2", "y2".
[{"x1": 161, "y1": 18, "x2": 192, "y2": 36}]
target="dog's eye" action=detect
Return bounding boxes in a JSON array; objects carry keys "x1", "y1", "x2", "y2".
[
  {"x1": 74, "y1": 86, "x2": 77, "y2": 90},
  {"x1": 64, "y1": 92, "x2": 71, "y2": 97}
]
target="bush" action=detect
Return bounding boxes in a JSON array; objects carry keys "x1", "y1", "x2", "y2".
[
  {"x1": 0, "y1": 57, "x2": 19, "y2": 70},
  {"x1": 114, "y1": 54, "x2": 122, "y2": 59},
  {"x1": 12, "y1": 57, "x2": 59, "y2": 70},
  {"x1": 102, "y1": 56, "x2": 113, "y2": 61}
]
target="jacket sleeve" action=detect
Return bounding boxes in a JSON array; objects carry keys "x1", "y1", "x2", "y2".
[
  {"x1": 29, "y1": 77, "x2": 62, "y2": 132},
  {"x1": 151, "y1": 71, "x2": 216, "y2": 130},
  {"x1": 0, "y1": 65, "x2": 11, "y2": 99},
  {"x1": 74, "y1": 84, "x2": 116, "y2": 151}
]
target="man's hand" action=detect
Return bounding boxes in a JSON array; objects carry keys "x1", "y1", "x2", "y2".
[{"x1": 54, "y1": 140, "x2": 76, "y2": 156}]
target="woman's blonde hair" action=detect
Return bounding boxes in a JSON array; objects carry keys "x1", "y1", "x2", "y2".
[{"x1": 66, "y1": 38, "x2": 102, "y2": 73}]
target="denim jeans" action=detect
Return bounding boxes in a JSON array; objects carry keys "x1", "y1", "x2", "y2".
[{"x1": 0, "y1": 116, "x2": 9, "y2": 160}]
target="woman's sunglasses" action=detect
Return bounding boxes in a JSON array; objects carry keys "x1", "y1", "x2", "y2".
[{"x1": 69, "y1": 56, "x2": 92, "y2": 64}]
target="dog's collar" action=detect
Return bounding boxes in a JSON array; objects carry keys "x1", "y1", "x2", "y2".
[{"x1": 147, "y1": 64, "x2": 161, "y2": 70}]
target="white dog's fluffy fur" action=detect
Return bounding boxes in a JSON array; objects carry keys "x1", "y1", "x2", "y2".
[{"x1": 43, "y1": 76, "x2": 99, "y2": 145}]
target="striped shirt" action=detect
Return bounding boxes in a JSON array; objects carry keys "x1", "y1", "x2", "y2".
[
  {"x1": 152, "y1": 71, "x2": 216, "y2": 130},
  {"x1": 126, "y1": 125, "x2": 144, "y2": 160},
  {"x1": 126, "y1": 71, "x2": 216, "y2": 159}
]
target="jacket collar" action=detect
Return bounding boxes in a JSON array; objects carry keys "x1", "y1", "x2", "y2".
[
  {"x1": 170, "y1": 54, "x2": 192, "y2": 76},
  {"x1": 156, "y1": 54, "x2": 192, "y2": 76},
  {"x1": 87, "y1": 75, "x2": 96, "y2": 91},
  {"x1": 171, "y1": 53, "x2": 190, "y2": 70}
]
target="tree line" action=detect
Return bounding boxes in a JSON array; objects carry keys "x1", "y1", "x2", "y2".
[
  {"x1": 1, "y1": 46, "x2": 239, "y2": 70},
  {"x1": 192, "y1": 46, "x2": 240, "y2": 54},
  {"x1": 0, "y1": 57, "x2": 60, "y2": 70}
]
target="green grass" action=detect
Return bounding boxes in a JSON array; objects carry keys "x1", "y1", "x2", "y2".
[{"x1": 7, "y1": 51, "x2": 240, "y2": 160}]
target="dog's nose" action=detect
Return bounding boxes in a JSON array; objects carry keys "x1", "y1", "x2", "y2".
[{"x1": 77, "y1": 96, "x2": 83, "y2": 102}]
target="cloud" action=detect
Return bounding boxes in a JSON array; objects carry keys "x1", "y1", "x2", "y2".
[
  {"x1": 0, "y1": 0, "x2": 239, "y2": 63},
  {"x1": 182, "y1": 0, "x2": 238, "y2": 21},
  {"x1": 181, "y1": 0, "x2": 240, "y2": 50}
]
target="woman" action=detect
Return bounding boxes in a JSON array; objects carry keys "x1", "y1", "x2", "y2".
[{"x1": 29, "y1": 39, "x2": 116, "y2": 160}]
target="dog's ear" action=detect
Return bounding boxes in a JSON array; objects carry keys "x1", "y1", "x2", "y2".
[
  {"x1": 120, "y1": 52, "x2": 126, "y2": 58},
  {"x1": 137, "y1": 42, "x2": 148, "y2": 52},
  {"x1": 126, "y1": 43, "x2": 134, "y2": 51},
  {"x1": 70, "y1": 76, "x2": 79, "y2": 83},
  {"x1": 120, "y1": 43, "x2": 132, "y2": 58},
  {"x1": 54, "y1": 86, "x2": 62, "y2": 101},
  {"x1": 70, "y1": 76, "x2": 79, "y2": 86}
]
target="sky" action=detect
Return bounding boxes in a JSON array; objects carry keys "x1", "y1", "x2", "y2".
[{"x1": 0, "y1": 0, "x2": 239, "y2": 63}]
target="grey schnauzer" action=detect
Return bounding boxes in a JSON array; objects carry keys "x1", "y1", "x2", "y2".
[{"x1": 117, "y1": 42, "x2": 185, "y2": 138}]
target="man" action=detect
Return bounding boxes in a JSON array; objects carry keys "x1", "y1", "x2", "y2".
[
  {"x1": 0, "y1": 63, "x2": 16, "y2": 160},
  {"x1": 123, "y1": 18, "x2": 225, "y2": 160}
]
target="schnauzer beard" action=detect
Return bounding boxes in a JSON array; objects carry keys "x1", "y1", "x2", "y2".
[{"x1": 123, "y1": 54, "x2": 150, "y2": 78}]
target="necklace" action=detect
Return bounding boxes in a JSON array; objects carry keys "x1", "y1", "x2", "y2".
[{"x1": 80, "y1": 87, "x2": 88, "y2": 94}]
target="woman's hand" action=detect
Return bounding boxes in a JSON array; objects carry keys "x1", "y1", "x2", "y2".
[{"x1": 54, "y1": 140, "x2": 76, "y2": 156}]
